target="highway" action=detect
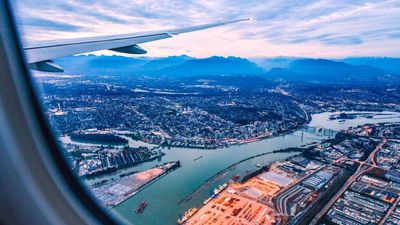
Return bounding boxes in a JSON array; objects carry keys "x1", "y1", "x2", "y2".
[
  {"x1": 309, "y1": 131, "x2": 387, "y2": 225},
  {"x1": 337, "y1": 158, "x2": 388, "y2": 171}
]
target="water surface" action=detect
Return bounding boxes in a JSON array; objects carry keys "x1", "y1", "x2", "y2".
[{"x1": 108, "y1": 111, "x2": 400, "y2": 225}]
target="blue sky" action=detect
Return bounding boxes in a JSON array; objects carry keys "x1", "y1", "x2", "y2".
[{"x1": 11, "y1": 0, "x2": 400, "y2": 58}]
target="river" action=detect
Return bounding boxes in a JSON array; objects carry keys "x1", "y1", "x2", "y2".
[{"x1": 103, "y1": 111, "x2": 400, "y2": 225}]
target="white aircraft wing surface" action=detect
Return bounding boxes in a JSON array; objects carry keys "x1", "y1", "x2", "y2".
[{"x1": 24, "y1": 19, "x2": 249, "y2": 72}]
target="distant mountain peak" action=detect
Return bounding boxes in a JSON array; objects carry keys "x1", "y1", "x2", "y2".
[
  {"x1": 290, "y1": 58, "x2": 346, "y2": 66},
  {"x1": 155, "y1": 55, "x2": 265, "y2": 77},
  {"x1": 267, "y1": 58, "x2": 389, "y2": 84},
  {"x1": 53, "y1": 55, "x2": 399, "y2": 85}
]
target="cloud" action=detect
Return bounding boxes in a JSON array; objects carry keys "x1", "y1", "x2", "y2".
[
  {"x1": 321, "y1": 36, "x2": 363, "y2": 45},
  {"x1": 10, "y1": 0, "x2": 400, "y2": 57},
  {"x1": 21, "y1": 17, "x2": 82, "y2": 31}
]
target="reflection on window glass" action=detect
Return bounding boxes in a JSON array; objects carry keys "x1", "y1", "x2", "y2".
[{"x1": 11, "y1": 1, "x2": 400, "y2": 225}]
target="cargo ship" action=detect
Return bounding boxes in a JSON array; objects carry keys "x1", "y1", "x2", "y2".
[
  {"x1": 135, "y1": 200, "x2": 147, "y2": 214},
  {"x1": 177, "y1": 207, "x2": 198, "y2": 224},
  {"x1": 203, "y1": 183, "x2": 228, "y2": 205}
]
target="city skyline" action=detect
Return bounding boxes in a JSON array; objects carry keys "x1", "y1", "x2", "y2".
[{"x1": 12, "y1": 0, "x2": 400, "y2": 58}]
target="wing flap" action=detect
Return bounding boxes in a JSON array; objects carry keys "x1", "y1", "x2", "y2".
[{"x1": 110, "y1": 45, "x2": 147, "y2": 54}]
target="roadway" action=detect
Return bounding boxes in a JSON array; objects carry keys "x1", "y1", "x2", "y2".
[
  {"x1": 379, "y1": 196, "x2": 400, "y2": 225},
  {"x1": 274, "y1": 166, "x2": 326, "y2": 216},
  {"x1": 288, "y1": 168, "x2": 353, "y2": 225},
  {"x1": 309, "y1": 130, "x2": 387, "y2": 225}
]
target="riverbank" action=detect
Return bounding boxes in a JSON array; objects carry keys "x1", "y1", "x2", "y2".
[
  {"x1": 113, "y1": 111, "x2": 400, "y2": 225},
  {"x1": 177, "y1": 147, "x2": 305, "y2": 206},
  {"x1": 184, "y1": 125, "x2": 381, "y2": 224},
  {"x1": 157, "y1": 117, "x2": 311, "y2": 150}
]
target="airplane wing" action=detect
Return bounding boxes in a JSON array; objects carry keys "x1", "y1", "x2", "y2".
[{"x1": 24, "y1": 19, "x2": 249, "y2": 72}]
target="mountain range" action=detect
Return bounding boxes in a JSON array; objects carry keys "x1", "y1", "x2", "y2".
[
  {"x1": 52, "y1": 55, "x2": 400, "y2": 85},
  {"x1": 266, "y1": 58, "x2": 391, "y2": 84}
]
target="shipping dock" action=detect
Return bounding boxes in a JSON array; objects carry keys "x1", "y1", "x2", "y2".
[{"x1": 91, "y1": 161, "x2": 181, "y2": 207}]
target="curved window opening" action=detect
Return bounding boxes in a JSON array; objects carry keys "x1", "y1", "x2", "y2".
[{"x1": 7, "y1": 1, "x2": 400, "y2": 225}]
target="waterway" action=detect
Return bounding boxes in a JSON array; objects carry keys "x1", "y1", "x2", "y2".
[{"x1": 104, "y1": 111, "x2": 400, "y2": 225}]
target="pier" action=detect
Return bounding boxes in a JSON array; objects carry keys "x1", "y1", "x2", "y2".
[
  {"x1": 177, "y1": 148, "x2": 302, "y2": 205},
  {"x1": 92, "y1": 161, "x2": 181, "y2": 207}
]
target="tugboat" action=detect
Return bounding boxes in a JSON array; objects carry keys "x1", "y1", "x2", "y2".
[{"x1": 135, "y1": 200, "x2": 147, "y2": 214}]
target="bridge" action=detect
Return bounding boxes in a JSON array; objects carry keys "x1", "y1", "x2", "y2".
[
  {"x1": 302, "y1": 126, "x2": 339, "y2": 137},
  {"x1": 289, "y1": 126, "x2": 339, "y2": 142}
]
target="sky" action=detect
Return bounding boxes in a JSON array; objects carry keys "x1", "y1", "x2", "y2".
[{"x1": 11, "y1": 0, "x2": 400, "y2": 58}]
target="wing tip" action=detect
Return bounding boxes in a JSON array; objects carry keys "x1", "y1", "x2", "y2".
[{"x1": 226, "y1": 18, "x2": 251, "y2": 24}]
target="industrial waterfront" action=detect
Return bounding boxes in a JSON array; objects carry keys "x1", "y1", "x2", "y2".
[{"x1": 109, "y1": 111, "x2": 400, "y2": 225}]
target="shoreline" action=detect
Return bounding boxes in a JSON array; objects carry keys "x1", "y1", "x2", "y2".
[
  {"x1": 137, "y1": 106, "x2": 312, "y2": 150},
  {"x1": 82, "y1": 121, "x2": 311, "y2": 181},
  {"x1": 177, "y1": 147, "x2": 305, "y2": 206},
  {"x1": 157, "y1": 118, "x2": 311, "y2": 151},
  {"x1": 63, "y1": 110, "x2": 399, "y2": 151},
  {"x1": 113, "y1": 111, "x2": 400, "y2": 225}
]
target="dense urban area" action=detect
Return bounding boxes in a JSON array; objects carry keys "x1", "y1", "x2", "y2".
[{"x1": 34, "y1": 61, "x2": 400, "y2": 225}]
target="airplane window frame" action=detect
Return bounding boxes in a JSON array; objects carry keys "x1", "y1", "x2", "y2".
[{"x1": 0, "y1": 1, "x2": 126, "y2": 225}]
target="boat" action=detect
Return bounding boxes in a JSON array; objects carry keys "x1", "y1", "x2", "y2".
[
  {"x1": 135, "y1": 200, "x2": 147, "y2": 214},
  {"x1": 229, "y1": 174, "x2": 240, "y2": 183},
  {"x1": 177, "y1": 207, "x2": 198, "y2": 224},
  {"x1": 214, "y1": 183, "x2": 228, "y2": 194},
  {"x1": 203, "y1": 183, "x2": 228, "y2": 205},
  {"x1": 203, "y1": 196, "x2": 212, "y2": 205},
  {"x1": 256, "y1": 163, "x2": 261, "y2": 167},
  {"x1": 193, "y1": 155, "x2": 203, "y2": 161}
]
